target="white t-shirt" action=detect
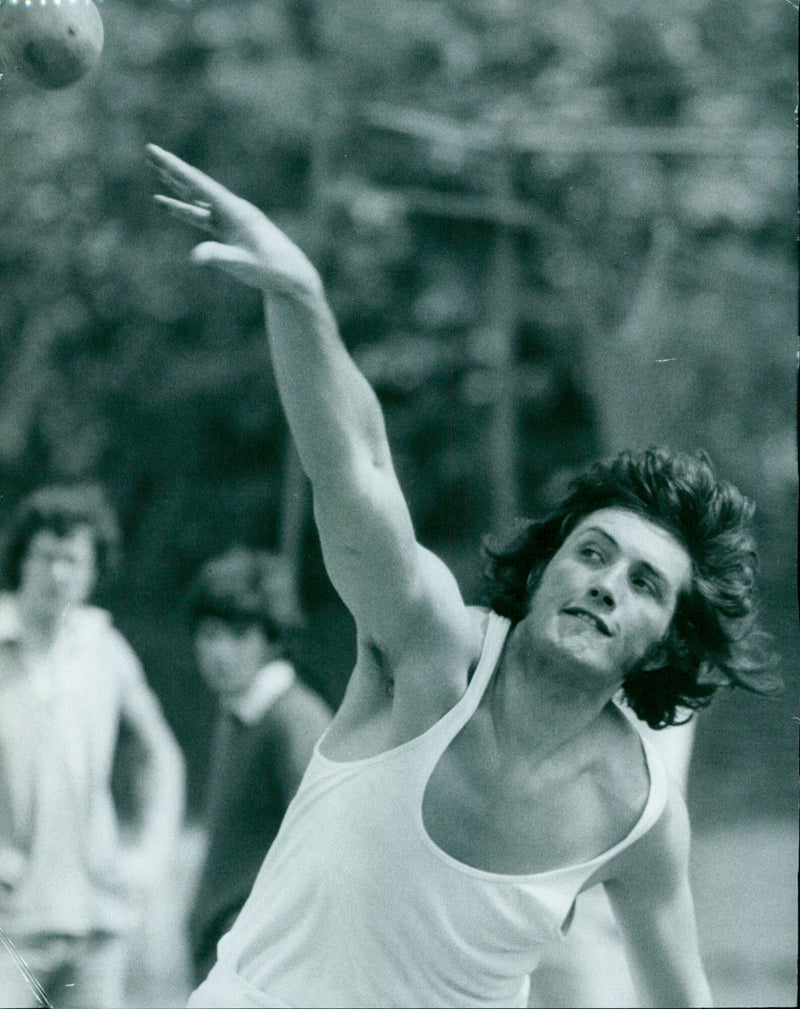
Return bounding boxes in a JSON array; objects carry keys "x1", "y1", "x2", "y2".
[{"x1": 0, "y1": 595, "x2": 161, "y2": 938}]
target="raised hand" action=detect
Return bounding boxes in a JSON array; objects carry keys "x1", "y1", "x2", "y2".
[{"x1": 147, "y1": 144, "x2": 321, "y2": 296}]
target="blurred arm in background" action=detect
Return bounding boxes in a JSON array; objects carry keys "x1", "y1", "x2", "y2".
[
  {"x1": 113, "y1": 629, "x2": 186, "y2": 895},
  {"x1": 601, "y1": 772, "x2": 712, "y2": 1008}
]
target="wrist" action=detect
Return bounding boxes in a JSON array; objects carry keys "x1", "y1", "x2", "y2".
[
  {"x1": 268, "y1": 275, "x2": 332, "y2": 327},
  {"x1": 271, "y1": 266, "x2": 325, "y2": 303}
]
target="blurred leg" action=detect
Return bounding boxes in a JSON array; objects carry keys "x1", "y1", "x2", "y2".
[
  {"x1": 0, "y1": 932, "x2": 129, "y2": 1008},
  {"x1": 2, "y1": 935, "x2": 72, "y2": 1009},
  {"x1": 0, "y1": 954, "x2": 47, "y2": 1009},
  {"x1": 50, "y1": 934, "x2": 128, "y2": 1009}
]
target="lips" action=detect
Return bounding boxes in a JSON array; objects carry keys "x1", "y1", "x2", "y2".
[{"x1": 562, "y1": 607, "x2": 613, "y2": 636}]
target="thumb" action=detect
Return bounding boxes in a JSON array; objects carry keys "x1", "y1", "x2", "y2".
[
  {"x1": 190, "y1": 241, "x2": 251, "y2": 268},
  {"x1": 190, "y1": 242, "x2": 263, "y2": 286}
]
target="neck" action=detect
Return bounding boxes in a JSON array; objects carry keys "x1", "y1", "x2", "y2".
[
  {"x1": 490, "y1": 622, "x2": 619, "y2": 760},
  {"x1": 18, "y1": 597, "x2": 68, "y2": 652}
]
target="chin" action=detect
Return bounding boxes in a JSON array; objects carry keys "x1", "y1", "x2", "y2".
[
  {"x1": 548, "y1": 633, "x2": 617, "y2": 684},
  {"x1": 41, "y1": 598, "x2": 68, "y2": 620}
]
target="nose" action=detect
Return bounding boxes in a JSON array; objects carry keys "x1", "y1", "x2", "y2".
[
  {"x1": 48, "y1": 559, "x2": 73, "y2": 585},
  {"x1": 588, "y1": 583, "x2": 615, "y2": 610}
]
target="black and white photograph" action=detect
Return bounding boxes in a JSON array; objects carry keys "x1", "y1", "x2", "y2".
[{"x1": 0, "y1": 2, "x2": 796, "y2": 1007}]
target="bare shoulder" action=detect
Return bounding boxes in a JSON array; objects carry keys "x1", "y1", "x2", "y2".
[
  {"x1": 594, "y1": 704, "x2": 653, "y2": 819},
  {"x1": 560, "y1": 706, "x2": 654, "y2": 881},
  {"x1": 322, "y1": 605, "x2": 489, "y2": 760},
  {"x1": 598, "y1": 742, "x2": 691, "y2": 889},
  {"x1": 344, "y1": 538, "x2": 473, "y2": 671},
  {"x1": 391, "y1": 603, "x2": 490, "y2": 692}
]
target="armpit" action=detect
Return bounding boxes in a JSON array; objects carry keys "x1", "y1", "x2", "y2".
[{"x1": 363, "y1": 637, "x2": 394, "y2": 698}]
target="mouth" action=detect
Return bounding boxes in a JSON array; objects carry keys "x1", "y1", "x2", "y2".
[{"x1": 562, "y1": 607, "x2": 613, "y2": 636}]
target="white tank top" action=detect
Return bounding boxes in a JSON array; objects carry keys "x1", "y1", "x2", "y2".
[{"x1": 190, "y1": 610, "x2": 668, "y2": 1009}]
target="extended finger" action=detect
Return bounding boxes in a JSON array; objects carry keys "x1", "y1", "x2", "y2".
[
  {"x1": 146, "y1": 143, "x2": 234, "y2": 208},
  {"x1": 151, "y1": 166, "x2": 196, "y2": 204},
  {"x1": 153, "y1": 194, "x2": 215, "y2": 232},
  {"x1": 147, "y1": 153, "x2": 198, "y2": 203}
]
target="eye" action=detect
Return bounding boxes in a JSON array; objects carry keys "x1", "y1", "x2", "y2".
[
  {"x1": 632, "y1": 575, "x2": 659, "y2": 598},
  {"x1": 579, "y1": 545, "x2": 604, "y2": 563}
]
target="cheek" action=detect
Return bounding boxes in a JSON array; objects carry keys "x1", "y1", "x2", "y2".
[
  {"x1": 196, "y1": 640, "x2": 228, "y2": 670},
  {"x1": 83, "y1": 559, "x2": 98, "y2": 586},
  {"x1": 527, "y1": 569, "x2": 567, "y2": 622},
  {"x1": 628, "y1": 607, "x2": 672, "y2": 654},
  {"x1": 532, "y1": 562, "x2": 568, "y2": 596},
  {"x1": 539, "y1": 563, "x2": 582, "y2": 604},
  {"x1": 19, "y1": 560, "x2": 37, "y2": 589},
  {"x1": 73, "y1": 566, "x2": 96, "y2": 597}
]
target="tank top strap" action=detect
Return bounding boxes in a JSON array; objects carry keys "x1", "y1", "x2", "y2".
[
  {"x1": 426, "y1": 609, "x2": 512, "y2": 756},
  {"x1": 553, "y1": 715, "x2": 672, "y2": 901},
  {"x1": 633, "y1": 727, "x2": 670, "y2": 832},
  {"x1": 468, "y1": 609, "x2": 513, "y2": 701}
]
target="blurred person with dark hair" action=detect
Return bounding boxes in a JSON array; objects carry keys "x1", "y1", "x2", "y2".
[
  {"x1": 149, "y1": 147, "x2": 779, "y2": 1009},
  {"x1": 0, "y1": 483, "x2": 186, "y2": 1009},
  {"x1": 185, "y1": 546, "x2": 331, "y2": 988}
]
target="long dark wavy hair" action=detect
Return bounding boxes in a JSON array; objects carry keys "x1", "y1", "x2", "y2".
[
  {"x1": 0, "y1": 483, "x2": 121, "y2": 596},
  {"x1": 481, "y1": 448, "x2": 780, "y2": 728}
]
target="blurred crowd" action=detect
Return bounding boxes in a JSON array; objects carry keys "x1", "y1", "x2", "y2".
[
  {"x1": 0, "y1": 481, "x2": 333, "y2": 1008},
  {"x1": 0, "y1": 477, "x2": 770, "y2": 1009}
]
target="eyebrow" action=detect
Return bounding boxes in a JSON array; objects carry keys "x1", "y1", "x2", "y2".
[{"x1": 576, "y1": 526, "x2": 671, "y2": 593}]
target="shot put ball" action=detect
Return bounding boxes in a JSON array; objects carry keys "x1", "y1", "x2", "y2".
[{"x1": 1, "y1": 0, "x2": 104, "y2": 90}]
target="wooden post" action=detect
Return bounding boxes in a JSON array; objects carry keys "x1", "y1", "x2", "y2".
[{"x1": 484, "y1": 148, "x2": 519, "y2": 534}]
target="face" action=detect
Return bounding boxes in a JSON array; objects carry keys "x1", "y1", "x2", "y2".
[
  {"x1": 524, "y1": 508, "x2": 692, "y2": 685},
  {"x1": 194, "y1": 617, "x2": 274, "y2": 701},
  {"x1": 19, "y1": 525, "x2": 98, "y2": 618}
]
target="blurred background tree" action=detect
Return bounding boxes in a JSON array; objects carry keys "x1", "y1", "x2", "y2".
[{"x1": 0, "y1": 0, "x2": 795, "y2": 828}]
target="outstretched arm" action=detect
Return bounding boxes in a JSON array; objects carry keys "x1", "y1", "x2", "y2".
[
  {"x1": 602, "y1": 781, "x2": 712, "y2": 1008},
  {"x1": 147, "y1": 145, "x2": 470, "y2": 663}
]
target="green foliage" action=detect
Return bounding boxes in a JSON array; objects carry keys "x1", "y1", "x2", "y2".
[{"x1": 0, "y1": 0, "x2": 794, "y2": 606}]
